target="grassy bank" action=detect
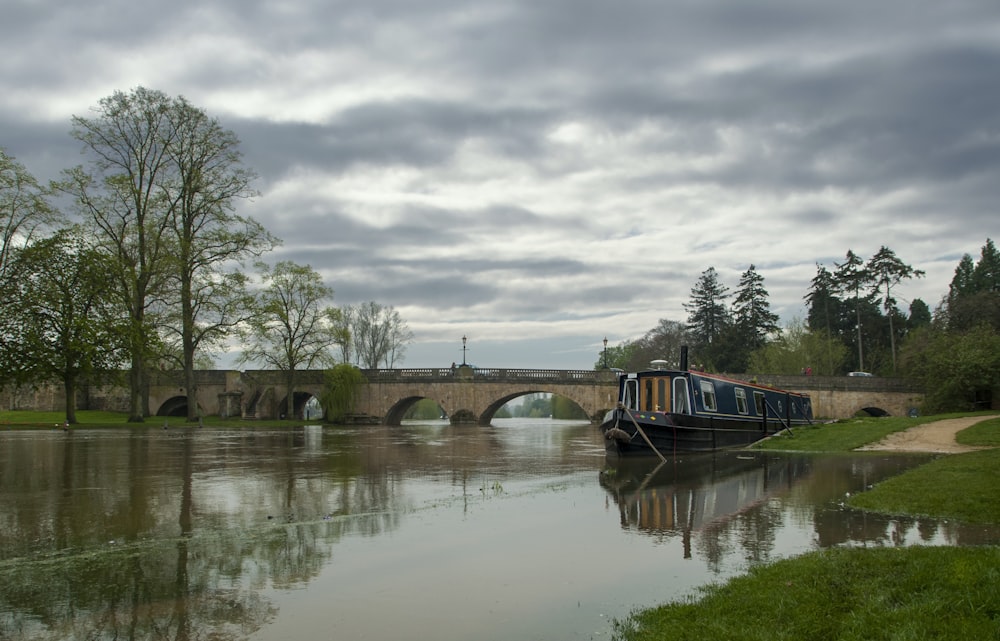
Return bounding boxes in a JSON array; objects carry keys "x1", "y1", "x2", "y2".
[
  {"x1": 614, "y1": 546, "x2": 1000, "y2": 641},
  {"x1": 615, "y1": 412, "x2": 1000, "y2": 641},
  {"x1": 753, "y1": 411, "x2": 999, "y2": 452},
  {"x1": 0, "y1": 409, "x2": 321, "y2": 429}
]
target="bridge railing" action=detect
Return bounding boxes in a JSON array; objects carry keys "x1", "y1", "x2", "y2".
[{"x1": 363, "y1": 367, "x2": 608, "y2": 383}]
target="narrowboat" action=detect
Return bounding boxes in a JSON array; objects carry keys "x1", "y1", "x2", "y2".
[{"x1": 601, "y1": 349, "x2": 813, "y2": 456}]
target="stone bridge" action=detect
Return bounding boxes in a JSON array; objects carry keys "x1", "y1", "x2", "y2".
[{"x1": 4, "y1": 367, "x2": 925, "y2": 424}]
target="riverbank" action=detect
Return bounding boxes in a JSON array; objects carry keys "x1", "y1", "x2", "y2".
[{"x1": 614, "y1": 413, "x2": 1000, "y2": 641}]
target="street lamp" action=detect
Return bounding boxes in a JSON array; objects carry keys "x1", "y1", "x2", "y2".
[
  {"x1": 602, "y1": 336, "x2": 608, "y2": 369},
  {"x1": 461, "y1": 335, "x2": 468, "y2": 366}
]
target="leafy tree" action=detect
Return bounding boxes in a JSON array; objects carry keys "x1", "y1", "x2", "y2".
[
  {"x1": 2, "y1": 229, "x2": 128, "y2": 422},
  {"x1": 684, "y1": 267, "x2": 730, "y2": 350},
  {"x1": 321, "y1": 363, "x2": 366, "y2": 423},
  {"x1": 900, "y1": 324, "x2": 1000, "y2": 413},
  {"x1": 594, "y1": 338, "x2": 641, "y2": 370},
  {"x1": 0, "y1": 147, "x2": 62, "y2": 283},
  {"x1": 161, "y1": 97, "x2": 278, "y2": 421},
  {"x1": 63, "y1": 88, "x2": 182, "y2": 421},
  {"x1": 240, "y1": 261, "x2": 343, "y2": 419},
  {"x1": 867, "y1": 246, "x2": 924, "y2": 374},
  {"x1": 622, "y1": 320, "x2": 691, "y2": 371},
  {"x1": 833, "y1": 250, "x2": 876, "y2": 372},
  {"x1": 346, "y1": 301, "x2": 413, "y2": 368},
  {"x1": 748, "y1": 319, "x2": 848, "y2": 376}
]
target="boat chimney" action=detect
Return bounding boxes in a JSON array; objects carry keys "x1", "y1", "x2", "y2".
[{"x1": 680, "y1": 345, "x2": 689, "y2": 371}]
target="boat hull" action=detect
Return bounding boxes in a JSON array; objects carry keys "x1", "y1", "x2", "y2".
[{"x1": 600, "y1": 409, "x2": 788, "y2": 455}]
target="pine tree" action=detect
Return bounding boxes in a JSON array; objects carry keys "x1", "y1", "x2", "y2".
[
  {"x1": 684, "y1": 267, "x2": 730, "y2": 353},
  {"x1": 732, "y1": 264, "x2": 780, "y2": 351},
  {"x1": 833, "y1": 250, "x2": 875, "y2": 372},
  {"x1": 867, "y1": 246, "x2": 924, "y2": 374}
]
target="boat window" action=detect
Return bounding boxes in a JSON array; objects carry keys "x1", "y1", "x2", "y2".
[
  {"x1": 623, "y1": 379, "x2": 639, "y2": 410},
  {"x1": 644, "y1": 379, "x2": 654, "y2": 411},
  {"x1": 657, "y1": 379, "x2": 667, "y2": 412},
  {"x1": 700, "y1": 380, "x2": 717, "y2": 412},
  {"x1": 735, "y1": 388, "x2": 748, "y2": 415},
  {"x1": 754, "y1": 391, "x2": 766, "y2": 416},
  {"x1": 672, "y1": 378, "x2": 690, "y2": 413}
]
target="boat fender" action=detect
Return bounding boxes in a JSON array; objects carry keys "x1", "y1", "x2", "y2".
[{"x1": 605, "y1": 427, "x2": 633, "y2": 443}]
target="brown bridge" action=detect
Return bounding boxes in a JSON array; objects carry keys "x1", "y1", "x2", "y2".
[{"x1": 7, "y1": 367, "x2": 925, "y2": 424}]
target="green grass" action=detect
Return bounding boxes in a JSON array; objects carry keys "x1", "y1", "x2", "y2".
[
  {"x1": 614, "y1": 547, "x2": 1000, "y2": 641},
  {"x1": 956, "y1": 416, "x2": 1000, "y2": 447},
  {"x1": 848, "y1": 447, "x2": 1000, "y2": 524},
  {"x1": 753, "y1": 412, "x2": 999, "y2": 452},
  {"x1": 616, "y1": 412, "x2": 1000, "y2": 640},
  {"x1": 0, "y1": 409, "x2": 321, "y2": 429}
]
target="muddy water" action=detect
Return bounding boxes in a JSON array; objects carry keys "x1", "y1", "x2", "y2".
[{"x1": 1, "y1": 420, "x2": 997, "y2": 640}]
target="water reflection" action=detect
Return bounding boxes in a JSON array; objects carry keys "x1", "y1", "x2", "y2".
[
  {"x1": 1, "y1": 422, "x2": 999, "y2": 641},
  {"x1": 600, "y1": 451, "x2": 1000, "y2": 569}
]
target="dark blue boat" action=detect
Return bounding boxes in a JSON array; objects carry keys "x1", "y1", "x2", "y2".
[{"x1": 601, "y1": 350, "x2": 813, "y2": 456}]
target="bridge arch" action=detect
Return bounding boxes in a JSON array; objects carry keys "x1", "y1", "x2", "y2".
[
  {"x1": 855, "y1": 405, "x2": 891, "y2": 417},
  {"x1": 156, "y1": 395, "x2": 199, "y2": 417}
]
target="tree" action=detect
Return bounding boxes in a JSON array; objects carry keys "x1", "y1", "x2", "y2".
[
  {"x1": 684, "y1": 267, "x2": 730, "y2": 349},
  {"x1": 833, "y1": 250, "x2": 875, "y2": 372},
  {"x1": 0, "y1": 147, "x2": 62, "y2": 283},
  {"x1": 320, "y1": 363, "x2": 366, "y2": 423},
  {"x1": 748, "y1": 319, "x2": 848, "y2": 376},
  {"x1": 867, "y1": 246, "x2": 924, "y2": 374},
  {"x1": 240, "y1": 261, "x2": 343, "y2": 419},
  {"x1": 730, "y1": 264, "x2": 780, "y2": 370},
  {"x1": 944, "y1": 239, "x2": 1000, "y2": 332},
  {"x1": 162, "y1": 97, "x2": 278, "y2": 421},
  {"x1": 907, "y1": 299, "x2": 932, "y2": 331},
  {"x1": 2, "y1": 229, "x2": 128, "y2": 422},
  {"x1": 593, "y1": 338, "x2": 641, "y2": 371},
  {"x1": 347, "y1": 301, "x2": 413, "y2": 368},
  {"x1": 900, "y1": 324, "x2": 1000, "y2": 413},
  {"x1": 608, "y1": 320, "x2": 691, "y2": 371},
  {"x1": 804, "y1": 264, "x2": 848, "y2": 374},
  {"x1": 63, "y1": 88, "x2": 181, "y2": 421},
  {"x1": 971, "y1": 238, "x2": 1000, "y2": 293}
]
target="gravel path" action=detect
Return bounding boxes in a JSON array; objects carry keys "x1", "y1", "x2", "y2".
[{"x1": 856, "y1": 416, "x2": 995, "y2": 453}]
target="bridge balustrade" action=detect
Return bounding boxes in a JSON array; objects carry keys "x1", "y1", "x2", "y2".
[{"x1": 364, "y1": 368, "x2": 604, "y2": 383}]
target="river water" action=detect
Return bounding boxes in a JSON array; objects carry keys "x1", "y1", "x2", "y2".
[{"x1": 1, "y1": 419, "x2": 998, "y2": 640}]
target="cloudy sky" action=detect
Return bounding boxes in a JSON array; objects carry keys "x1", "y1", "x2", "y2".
[{"x1": 3, "y1": 1, "x2": 999, "y2": 370}]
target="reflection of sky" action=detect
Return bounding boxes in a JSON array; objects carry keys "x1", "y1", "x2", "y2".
[{"x1": 3, "y1": 424, "x2": 997, "y2": 641}]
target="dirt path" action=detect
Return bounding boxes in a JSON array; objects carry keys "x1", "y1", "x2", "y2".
[{"x1": 856, "y1": 416, "x2": 995, "y2": 453}]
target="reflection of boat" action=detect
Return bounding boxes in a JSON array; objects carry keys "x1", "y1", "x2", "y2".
[
  {"x1": 599, "y1": 452, "x2": 808, "y2": 536},
  {"x1": 600, "y1": 348, "x2": 813, "y2": 455}
]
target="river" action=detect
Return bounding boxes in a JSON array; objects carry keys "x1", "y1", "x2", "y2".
[{"x1": 1, "y1": 419, "x2": 998, "y2": 640}]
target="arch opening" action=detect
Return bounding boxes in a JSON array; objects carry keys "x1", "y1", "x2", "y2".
[
  {"x1": 855, "y1": 406, "x2": 891, "y2": 417},
  {"x1": 156, "y1": 395, "x2": 196, "y2": 417},
  {"x1": 276, "y1": 391, "x2": 323, "y2": 420}
]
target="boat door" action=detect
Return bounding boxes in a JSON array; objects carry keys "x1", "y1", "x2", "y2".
[
  {"x1": 672, "y1": 376, "x2": 691, "y2": 413},
  {"x1": 622, "y1": 377, "x2": 639, "y2": 410}
]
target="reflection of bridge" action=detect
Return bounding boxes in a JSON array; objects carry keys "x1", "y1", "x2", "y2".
[{"x1": 6, "y1": 367, "x2": 924, "y2": 424}]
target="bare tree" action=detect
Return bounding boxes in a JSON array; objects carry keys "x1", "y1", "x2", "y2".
[
  {"x1": 347, "y1": 301, "x2": 413, "y2": 368},
  {"x1": 239, "y1": 261, "x2": 345, "y2": 419}
]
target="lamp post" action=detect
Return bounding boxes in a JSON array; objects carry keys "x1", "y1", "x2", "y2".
[
  {"x1": 461, "y1": 335, "x2": 468, "y2": 366},
  {"x1": 602, "y1": 336, "x2": 608, "y2": 369}
]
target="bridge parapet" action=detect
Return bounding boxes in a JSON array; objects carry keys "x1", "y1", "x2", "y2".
[{"x1": 364, "y1": 368, "x2": 607, "y2": 384}]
